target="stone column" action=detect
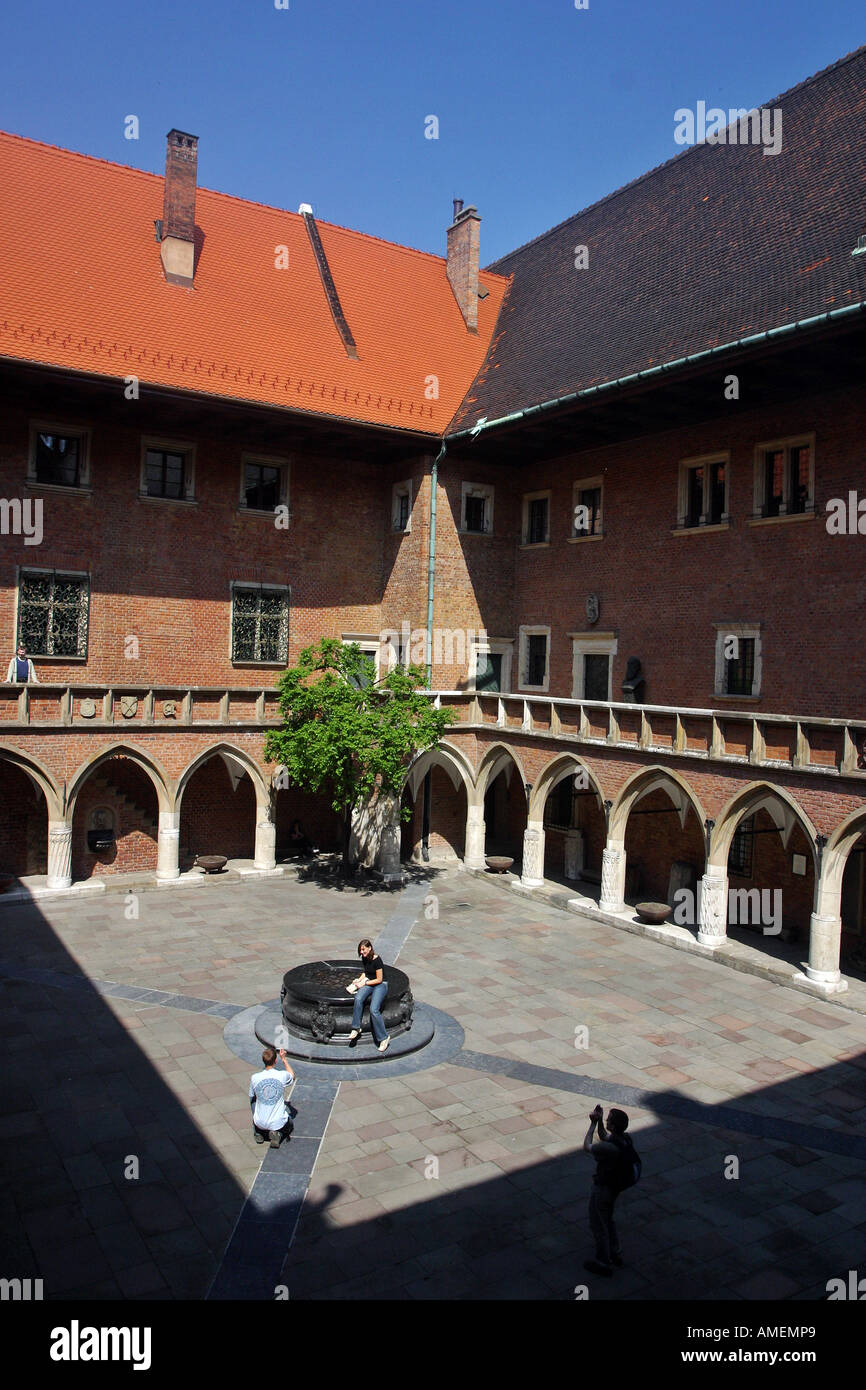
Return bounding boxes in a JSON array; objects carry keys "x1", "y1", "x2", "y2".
[
  {"x1": 156, "y1": 810, "x2": 180, "y2": 881},
  {"x1": 599, "y1": 838, "x2": 626, "y2": 913},
  {"x1": 521, "y1": 823, "x2": 545, "y2": 888},
  {"x1": 464, "y1": 803, "x2": 487, "y2": 870},
  {"x1": 46, "y1": 821, "x2": 73, "y2": 889},
  {"x1": 564, "y1": 829, "x2": 585, "y2": 881},
  {"x1": 805, "y1": 912, "x2": 845, "y2": 987},
  {"x1": 697, "y1": 868, "x2": 728, "y2": 946},
  {"x1": 254, "y1": 815, "x2": 276, "y2": 871}
]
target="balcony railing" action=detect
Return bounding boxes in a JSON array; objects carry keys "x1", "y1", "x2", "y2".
[
  {"x1": 1, "y1": 683, "x2": 864, "y2": 779},
  {"x1": 429, "y1": 691, "x2": 866, "y2": 779},
  {"x1": 0, "y1": 684, "x2": 282, "y2": 729}
]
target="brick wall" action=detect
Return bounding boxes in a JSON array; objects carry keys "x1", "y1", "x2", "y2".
[
  {"x1": 179, "y1": 756, "x2": 256, "y2": 866},
  {"x1": 71, "y1": 758, "x2": 158, "y2": 878}
]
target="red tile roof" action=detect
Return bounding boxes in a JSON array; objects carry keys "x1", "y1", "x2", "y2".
[{"x1": 0, "y1": 132, "x2": 508, "y2": 434}]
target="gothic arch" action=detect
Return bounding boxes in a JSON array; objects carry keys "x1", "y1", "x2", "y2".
[
  {"x1": 709, "y1": 782, "x2": 818, "y2": 872},
  {"x1": 0, "y1": 745, "x2": 63, "y2": 820},
  {"x1": 176, "y1": 744, "x2": 269, "y2": 812},
  {"x1": 609, "y1": 764, "x2": 706, "y2": 843},
  {"x1": 67, "y1": 743, "x2": 172, "y2": 817},
  {"x1": 529, "y1": 752, "x2": 605, "y2": 821},
  {"x1": 476, "y1": 742, "x2": 528, "y2": 804}
]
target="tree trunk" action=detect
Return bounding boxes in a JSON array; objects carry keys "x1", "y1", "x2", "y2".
[{"x1": 342, "y1": 804, "x2": 353, "y2": 874}]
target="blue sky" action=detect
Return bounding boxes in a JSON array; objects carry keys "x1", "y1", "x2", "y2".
[{"x1": 1, "y1": 0, "x2": 862, "y2": 264}]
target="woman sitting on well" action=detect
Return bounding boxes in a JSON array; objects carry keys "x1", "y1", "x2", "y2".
[{"x1": 348, "y1": 939, "x2": 390, "y2": 1053}]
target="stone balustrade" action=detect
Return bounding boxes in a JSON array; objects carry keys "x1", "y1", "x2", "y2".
[
  {"x1": 0, "y1": 684, "x2": 282, "y2": 729},
  {"x1": 430, "y1": 691, "x2": 866, "y2": 780},
  {"x1": 2, "y1": 682, "x2": 865, "y2": 782}
]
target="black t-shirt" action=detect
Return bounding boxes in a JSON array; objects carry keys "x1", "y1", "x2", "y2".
[{"x1": 361, "y1": 953, "x2": 384, "y2": 981}]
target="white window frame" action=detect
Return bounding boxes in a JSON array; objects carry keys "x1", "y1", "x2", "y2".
[
  {"x1": 341, "y1": 634, "x2": 382, "y2": 685},
  {"x1": 570, "y1": 632, "x2": 618, "y2": 701},
  {"x1": 140, "y1": 436, "x2": 196, "y2": 503},
  {"x1": 518, "y1": 625, "x2": 550, "y2": 693},
  {"x1": 713, "y1": 622, "x2": 762, "y2": 700},
  {"x1": 460, "y1": 482, "x2": 494, "y2": 535},
  {"x1": 239, "y1": 452, "x2": 290, "y2": 517},
  {"x1": 468, "y1": 637, "x2": 513, "y2": 694},
  {"x1": 391, "y1": 480, "x2": 413, "y2": 533},
  {"x1": 230, "y1": 581, "x2": 290, "y2": 667},
  {"x1": 521, "y1": 490, "x2": 551, "y2": 547},
  {"x1": 570, "y1": 476, "x2": 604, "y2": 540},
  {"x1": 676, "y1": 452, "x2": 730, "y2": 531},
  {"x1": 751, "y1": 433, "x2": 815, "y2": 522},
  {"x1": 27, "y1": 421, "x2": 92, "y2": 492}
]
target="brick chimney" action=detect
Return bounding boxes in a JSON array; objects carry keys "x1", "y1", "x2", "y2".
[
  {"x1": 446, "y1": 201, "x2": 481, "y2": 333},
  {"x1": 159, "y1": 129, "x2": 198, "y2": 288}
]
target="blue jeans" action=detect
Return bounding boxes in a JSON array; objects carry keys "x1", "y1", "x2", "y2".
[{"x1": 352, "y1": 981, "x2": 389, "y2": 1043}]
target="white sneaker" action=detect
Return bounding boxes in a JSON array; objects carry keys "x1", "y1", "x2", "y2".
[
  {"x1": 348, "y1": 1029, "x2": 360, "y2": 1042},
  {"x1": 378, "y1": 1037, "x2": 390, "y2": 1053}
]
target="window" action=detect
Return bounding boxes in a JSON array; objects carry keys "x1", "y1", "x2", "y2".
[
  {"x1": 244, "y1": 462, "x2": 280, "y2": 511},
  {"x1": 570, "y1": 633, "x2": 617, "y2": 701},
  {"x1": 729, "y1": 817, "x2": 754, "y2": 877},
  {"x1": 469, "y1": 638, "x2": 513, "y2": 694},
  {"x1": 461, "y1": 483, "x2": 494, "y2": 534},
  {"x1": 392, "y1": 481, "x2": 412, "y2": 533},
  {"x1": 18, "y1": 571, "x2": 89, "y2": 658},
  {"x1": 140, "y1": 438, "x2": 195, "y2": 501},
  {"x1": 753, "y1": 436, "x2": 814, "y2": 519},
  {"x1": 240, "y1": 454, "x2": 288, "y2": 515},
  {"x1": 28, "y1": 424, "x2": 90, "y2": 489},
  {"x1": 572, "y1": 477, "x2": 604, "y2": 538},
  {"x1": 146, "y1": 449, "x2": 186, "y2": 500},
  {"x1": 341, "y1": 636, "x2": 380, "y2": 689},
  {"x1": 677, "y1": 454, "x2": 729, "y2": 530},
  {"x1": 231, "y1": 585, "x2": 289, "y2": 664},
  {"x1": 519, "y1": 626, "x2": 550, "y2": 691},
  {"x1": 725, "y1": 638, "x2": 755, "y2": 696},
  {"x1": 714, "y1": 624, "x2": 762, "y2": 699},
  {"x1": 522, "y1": 491, "x2": 550, "y2": 545}
]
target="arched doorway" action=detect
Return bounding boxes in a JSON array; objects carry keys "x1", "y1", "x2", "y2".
[
  {"x1": 477, "y1": 746, "x2": 527, "y2": 865},
  {"x1": 177, "y1": 750, "x2": 259, "y2": 869},
  {"x1": 401, "y1": 746, "x2": 472, "y2": 863},
  {"x1": 0, "y1": 758, "x2": 49, "y2": 879},
  {"x1": 535, "y1": 756, "x2": 606, "y2": 886},
  {"x1": 70, "y1": 756, "x2": 160, "y2": 880},
  {"x1": 612, "y1": 769, "x2": 706, "y2": 906}
]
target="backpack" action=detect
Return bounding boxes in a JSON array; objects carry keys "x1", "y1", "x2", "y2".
[{"x1": 607, "y1": 1134, "x2": 641, "y2": 1193}]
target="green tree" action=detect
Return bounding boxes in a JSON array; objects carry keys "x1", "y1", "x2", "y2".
[{"x1": 264, "y1": 638, "x2": 449, "y2": 871}]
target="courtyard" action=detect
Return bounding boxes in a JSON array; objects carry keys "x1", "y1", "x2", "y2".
[{"x1": 1, "y1": 864, "x2": 864, "y2": 1302}]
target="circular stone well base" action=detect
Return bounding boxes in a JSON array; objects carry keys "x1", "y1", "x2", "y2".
[{"x1": 254, "y1": 1003, "x2": 436, "y2": 1064}]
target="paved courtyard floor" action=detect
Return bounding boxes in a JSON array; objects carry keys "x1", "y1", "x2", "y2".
[{"x1": 1, "y1": 865, "x2": 864, "y2": 1301}]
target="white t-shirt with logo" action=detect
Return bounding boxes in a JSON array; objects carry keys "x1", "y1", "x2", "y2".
[{"x1": 249, "y1": 1067, "x2": 293, "y2": 1130}]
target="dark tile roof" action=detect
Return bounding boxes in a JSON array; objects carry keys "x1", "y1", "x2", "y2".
[{"x1": 450, "y1": 46, "x2": 866, "y2": 433}]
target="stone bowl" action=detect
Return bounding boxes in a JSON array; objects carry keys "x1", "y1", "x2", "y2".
[
  {"x1": 195, "y1": 855, "x2": 228, "y2": 874},
  {"x1": 635, "y1": 901, "x2": 671, "y2": 924},
  {"x1": 485, "y1": 856, "x2": 514, "y2": 874}
]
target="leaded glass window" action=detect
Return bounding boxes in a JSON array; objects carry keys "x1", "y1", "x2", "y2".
[
  {"x1": 18, "y1": 572, "x2": 89, "y2": 657},
  {"x1": 146, "y1": 449, "x2": 186, "y2": 499},
  {"x1": 725, "y1": 637, "x2": 755, "y2": 696},
  {"x1": 232, "y1": 587, "x2": 289, "y2": 663}
]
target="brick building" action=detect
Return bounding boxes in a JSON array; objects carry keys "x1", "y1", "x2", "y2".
[{"x1": 2, "y1": 48, "x2": 865, "y2": 994}]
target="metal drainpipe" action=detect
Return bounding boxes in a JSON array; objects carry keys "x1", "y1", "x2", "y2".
[
  {"x1": 426, "y1": 442, "x2": 447, "y2": 687},
  {"x1": 423, "y1": 442, "x2": 446, "y2": 861}
]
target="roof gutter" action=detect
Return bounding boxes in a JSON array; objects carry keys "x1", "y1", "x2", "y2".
[{"x1": 445, "y1": 299, "x2": 866, "y2": 445}]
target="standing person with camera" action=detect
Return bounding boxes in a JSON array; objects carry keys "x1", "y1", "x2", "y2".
[{"x1": 582, "y1": 1104, "x2": 640, "y2": 1277}]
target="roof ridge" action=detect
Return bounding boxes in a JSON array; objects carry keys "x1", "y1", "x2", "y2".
[
  {"x1": 0, "y1": 127, "x2": 508, "y2": 279},
  {"x1": 486, "y1": 43, "x2": 866, "y2": 270}
]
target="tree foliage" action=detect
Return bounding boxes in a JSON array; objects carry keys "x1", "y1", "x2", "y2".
[{"x1": 264, "y1": 639, "x2": 449, "y2": 841}]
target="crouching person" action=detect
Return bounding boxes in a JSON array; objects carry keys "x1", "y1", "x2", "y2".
[{"x1": 249, "y1": 1046, "x2": 295, "y2": 1148}]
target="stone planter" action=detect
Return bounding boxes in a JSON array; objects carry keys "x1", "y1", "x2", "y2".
[
  {"x1": 195, "y1": 855, "x2": 227, "y2": 874},
  {"x1": 635, "y1": 901, "x2": 672, "y2": 925},
  {"x1": 485, "y1": 856, "x2": 514, "y2": 874}
]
